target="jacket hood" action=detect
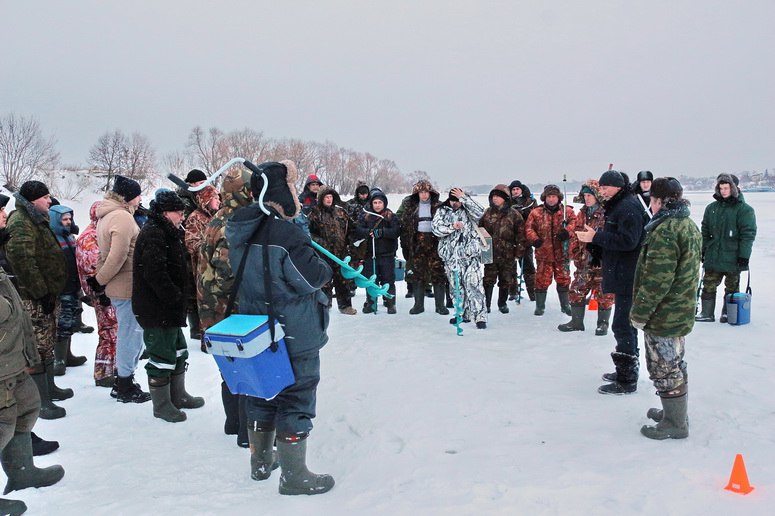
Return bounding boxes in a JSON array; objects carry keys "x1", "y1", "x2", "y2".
[
  {"x1": 488, "y1": 184, "x2": 511, "y2": 207},
  {"x1": 303, "y1": 174, "x2": 323, "y2": 191},
  {"x1": 409, "y1": 180, "x2": 440, "y2": 204},
  {"x1": 316, "y1": 185, "x2": 344, "y2": 207},
  {"x1": 89, "y1": 201, "x2": 101, "y2": 224},
  {"x1": 353, "y1": 181, "x2": 370, "y2": 196},
  {"x1": 219, "y1": 166, "x2": 253, "y2": 216},
  {"x1": 49, "y1": 204, "x2": 75, "y2": 235},
  {"x1": 368, "y1": 188, "x2": 388, "y2": 211},
  {"x1": 194, "y1": 185, "x2": 220, "y2": 215}
]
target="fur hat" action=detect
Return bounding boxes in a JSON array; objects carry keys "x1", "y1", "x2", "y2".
[
  {"x1": 650, "y1": 177, "x2": 683, "y2": 201},
  {"x1": 714, "y1": 173, "x2": 739, "y2": 199},
  {"x1": 0, "y1": 193, "x2": 10, "y2": 209},
  {"x1": 540, "y1": 184, "x2": 563, "y2": 202},
  {"x1": 717, "y1": 173, "x2": 740, "y2": 187},
  {"x1": 249, "y1": 160, "x2": 301, "y2": 221},
  {"x1": 112, "y1": 175, "x2": 142, "y2": 202},
  {"x1": 19, "y1": 180, "x2": 50, "y2": 202},
  {"x1": 637, "y1": 170, "x2": 653, "y2": 182},
  {"x1": 412, "y1": 180, "x2": 434, "y2": 195},
  {"x1": 599, "y1": 170, "x2": 626, "y2": 188},
  {"x1": 185, "y1": 169, "x2": 207, "y2": 184},
  {"x1": 152, "y1": 190, "x2": 185, "y2": 213},
  {"x1": 489, "y1": 184, "x2": 511, "y2": 204}
]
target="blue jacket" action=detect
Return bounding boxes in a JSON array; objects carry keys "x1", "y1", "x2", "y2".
[
  {"x1": 226, "y1": 204, "x2": 332, "y2": 358},
  {"x1": 49, "y1": 204, "x2": 80, "y2": 295}
]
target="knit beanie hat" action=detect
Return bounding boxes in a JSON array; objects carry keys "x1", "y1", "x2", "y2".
[
  {"x1": 368, "y1": 188, "x2": 388, "y2": 209},
  {"x1": 540, "y1": 184, "x2": 563, "y2": 202},
  {"x1": 598, "y1": 170, "x2": 626, "y2": 188},
  {"x1": 637, "y1": 170, "x2": 653, "y2": 182},
  {"x1": 185, "y1": 169, "x2": 207, "y2": 184},
  {"x1": 112, "y1": 175, "x2": 142, "y2": 202},
  {"x1": 508, "y1": 180, "x2": 524, "y2": 191},
  {"x1": 19, "y1": 180, "x2": 50, "y2": 202},
  {"x1": 152, "y1": 190, "x2": 186, "y2": 212},
  {"x1": 248, "y1": 160, "x2": 301, "y2": 221}
]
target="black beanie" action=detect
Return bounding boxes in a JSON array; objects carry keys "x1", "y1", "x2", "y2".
[
  {"x1": 599, "y1": 170, "x2": 626, "y2": 188},
  {"x1": 637, "y1": 170, "x2": 653, "y2": 182},
  {"x1": 152, "y1": 190, "x2": 186, "y2": 212},
  {"x1": 0, "y1": 193, "x2": 9, "y2": 209},
  {"x1": 249, "y1": 161, "x2": 300, "y2": 220},
  {"x1": 508, "y1": 180, "x2": 524, "y2": 191},
  {"x1": 185, "y1": 169, "x2": 207, "y2": 184},
  {"x1": 19, "y1": 180, "x2": 50, "y2": 202},
  {"x1": 112, "y1": 175, "x2": 142, "y2": 202}
]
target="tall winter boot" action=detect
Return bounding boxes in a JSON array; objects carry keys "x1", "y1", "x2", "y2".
[
  {"x1": 404, "y1": 281, "x2": 414, "y2": 299},
  {"x1": 557, "y1": 286, "x2": 572, "y2": 315},
  {"x1": 641, "y1": 388, "x2": 689, "y2": 440},
  {"x1": 148, "y1": 377, "x2": 186, "y2": 422},
  {"x1": 248, "y1": 425, "x2": 279, "y2": 481},
  {"x1": 44, "y1": 360, "x2": 73, "y2": 402},
  {"x1": 432, "y1": 283, "x2": 449, "y2": 315},
  {"x1": 497, "y1": 288, "x2": 509, "y2": 314},
  {"x1": 170, "y1": 371, "x2": 205, "y2": 409},
  {"x1": 31, "y1": 432, "x2": 59, "y2": 457},
  {"x1": 595, "y1": 308, "x2": 612, "y2": 336},
  {"x1": 30, "y1": 370, "x2": 65, "y2": 420},
  {"x1": 445, "y1": 283, "x2": 454, "y2": 308},
  {"x1": 188, "y1": 309, "x2": 202, "y2": 340},
  {"x1": 1, "y1": 432, "x2": 64, "y2": 495},
  {"x1": 409, "y1": 282, "x2": 425, "y2": 314},
  {"x1": 277, "y1": 436, "x2": 335, "y2": 495},
  {"x1": 525, "y1": 274, "x2": 536, "y2": 302},
  {"x1": 237, "y1": 396, "x2": 249, "y2": 448},
  {"x1": 558, "y1": 303, "x2": 586, "y2": 332},
  {"x1": 385, "y1": 284, "x2": 397, "y2": 314},
  {"x1": 647, "y1": 365, "x2": 688, "y2": 423},
  {"x1": 53, "y1": 337, "x2": 68, "y2": 376},
  {"x1": 484, "y1": 285, "x2": 494, "y2": 314},
  {"x1": 222, "y1": 381, "x2": 239, "y2": 435},
  {"x1": 0, "y1": 496, "x2": 26, "y2": 515},
  {"x1": 695, "y1": 295, "x2": 715, "y2": 322},
  {"x1": 719, "y1": 300, "x2": 728, "y2": 323},
  {"x1": 66, "y1": 338, "x2": 87, "y2": 367},
  {"x1": 362, "y1": 295, "x2": 376, "y2": 314},
  {"x1": 598, "y1": 352, "x2": 638, "y2": 394},
  {"x1": 534, "y1": 290, "x2": 547, "y2": 316}
]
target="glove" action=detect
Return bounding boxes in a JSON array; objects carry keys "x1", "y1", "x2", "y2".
[
  {"x1": 98, "y1": 293, "x2": 112, "y2": 307},
  {"x1": 39, "y1": 295, "x2": 56, "y2": 315},
  {"x1": 372, "y1": 228, "x2": 383, "y2": 239},
  {"x1": 557, "y1": 229, "x2": 570, "y2": 241},
  {"x1": 533, "y1": 239, "x2": 543, "y2": 249},
  {"x1": 737, "y1": 257, "x2": 749, "y2": 270},
  {"x1": 86, "y1": 276, "x2": 105, "y2": 295}
]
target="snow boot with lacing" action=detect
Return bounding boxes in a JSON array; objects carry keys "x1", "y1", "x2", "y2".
[
  {"x1": 277, "y1": 436, "x2": 334, "y2": 495},
  {"x1": 1, "y1": 432, "x2": 64, "y2": 495}
]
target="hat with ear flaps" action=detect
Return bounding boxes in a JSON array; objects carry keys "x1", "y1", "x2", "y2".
[
  {"x1": 540, "y1": 184, "x2": 563, "y2": 202},
  {"x1": 248, "y1": 160, "x2": 301, "y2": 221},
  {"x1": 573, "y1": 179, "x2": 603, "y2": 204}
]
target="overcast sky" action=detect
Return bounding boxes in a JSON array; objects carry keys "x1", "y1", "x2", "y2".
[{"x1": 2, "y1": 0, "x2": 773, "y2": 186}]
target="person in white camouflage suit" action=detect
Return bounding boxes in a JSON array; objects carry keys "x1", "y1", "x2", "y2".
[{"x1": 432, "y1": 188, "x2": 487, "y2": 329}]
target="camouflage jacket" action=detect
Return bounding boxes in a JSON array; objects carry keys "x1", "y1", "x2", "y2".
[
  {"x1": 525, "y1": 203, "x2": 575, "y2": 264},
  {"x1": 432, "y1": 195, "x2": 485, "y2": 269},
  {"x1": 308, "y1": 187, "x2": 350, "y2": 258},
  {"x1": 6, "y1": 193, "x2": 67, "y2": 300},
  {"x1": 479, "y1": 203, "x2": 526, "y2": 262},
  {"x1": 631, "y1": 199, "x2": 701, "y2": 337},
  {"x1": 184, "y1": 185, "x2": 219, "y2": 276},
  {"x1": 569, "y1": 204, "x2": 605, "y2": 270},
  {"x1": 399, "y1": 188, "x2": 442, "y2": 255},
  {"x1": 197, "y1": 168, "x2": 253, "y2": 331}
]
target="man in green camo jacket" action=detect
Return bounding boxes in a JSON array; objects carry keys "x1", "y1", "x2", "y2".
[{"x1": 630, "y1": 177, "x2": 701, "y2": 440}]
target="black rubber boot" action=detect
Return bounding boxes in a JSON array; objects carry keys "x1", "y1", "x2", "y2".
[
  {"x1": 404, "y1": 281, "x2": 414, "y2": 298},
  {"x1": 719, "y1": 301, "x2": 728, "y2": 323},
  {"x1": 65, "y1": 337, "x2": 87, "y2": 367},
  {"x1": 558, "y1": 303, "x2": 586, "y2": 332},
  {"x1": 385, "y1": 284, "x2": 397, "y2": 314},
  {"x1": 484, "y1": 285, "x2": 493, "y2": 314},
  {"x1": 409, "y1": 282, "x2": 425, "y2": 314},
  {"x1": 432, "y1": 284, "x2": 449, "y2": 315},
  {"x1": 695, "y1": 296, "x2": 715, "y2": 322},
  {"x1": 277, "y1": 437, "x2": 335, "y2": 495},
  {"x1": 45, "y1": 360, "x2": 73, "y2": 402},
  {"x1": 534, "y1": 290, "x2": 547, "y2": 316},
  {"x1": 148, "y1": 377, "x2": 186, "y2": 422},
  {"x1": 170, "y1": 371, "x2": 205, "y2": 409},
  {"x1": 222, "y1": 382, "x2": 239, "y2": 435},
  {"x1": 0, "y1": 496, "x2": 26, "y2": 515},
  {"x1": 248, "y1": 425, "x2": 279, "y2": 481},
  {"x1": 362, "y1": 295, "x2": 376, "y2": 314},
  {"x1": 30, "y1": 371, "x2": 65, "y2": 420},
  {"x1": 497, "y1": 288, "x2": 509, "y2": 313},
  {"x1": 595, "y1": 308, "x2": 612, "y2": 336},
  {"x1": 641, "y1": 389, "x2": 689, "y2": 440},
  {"x1": 188, "y1": 310, "x2": 202, "y2": 340},
  {"x1": 237, "y1": 396, "x2": 249, "y2": 448},
  {"x1": 445, "y1": 284, "x2": 454, "y2": 308},
  {"x1": 557, "y1": 286, "x2": 572, "y2": 315},
  {"x1": 1, "y1": 432, "x2": 64, "y2": 495},
  {"x1": 31, "y1": 432, "x2": 59, "y2": 457},
  {"x1": 53, "y1": 337, "x2": 68, "y2": 376},
  {"x1": 598, "y1": 352, "x2": 638, "y2": 395}
]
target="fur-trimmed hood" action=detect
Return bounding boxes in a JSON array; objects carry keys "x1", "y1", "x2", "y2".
[
  {"x1": 573, "y1": 179, "x2": 603, "y2": 204},
  {"x1": 714, "y1": 173, "x2": 740, "y2": 202},
  {"x1": 316, "y1": 185, "x2": 344, "y2": 207}
]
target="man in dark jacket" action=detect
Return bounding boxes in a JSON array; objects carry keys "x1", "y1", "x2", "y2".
[
  {"x1": 577, "y1": 170, "x2": 647, "y2": 395},
  {"x1": 226, "y1": 160, "x2": 335, "y2": 495},
  {"x1": 696, "y1": 174, "x2": 757, "y2": 323},
  {"x1": 6, "y1": 181, "x2": 70, "y2": 418},
  {"x1": 133, "y1": 191, "x2": 204, "y2": 423},
  {"x1": 509, "y1": 180, "x2": 537, "y2": 301},
  {"x1": 298, "y1": 174, "x2": 322, "y2": 216}
]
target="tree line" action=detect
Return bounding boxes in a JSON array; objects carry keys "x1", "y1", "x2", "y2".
[{"x1": 0, "y1": 113, "x2": 431, "y2": 199}]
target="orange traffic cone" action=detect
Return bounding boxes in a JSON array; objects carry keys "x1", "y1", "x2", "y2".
[
  {"x1": 724, "y1": 454, "x2": 754, "y2": 495},
  {"x1": 588, "y1": 291, "x2": 598, "y2": 311}
]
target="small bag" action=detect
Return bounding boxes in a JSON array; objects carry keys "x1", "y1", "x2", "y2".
[
  {"x1": 477, "y1": 227, "x2": 493, "y2": 265},
  {"x1": 725, "y1": 270, "x2": 752, "y2": 326}
]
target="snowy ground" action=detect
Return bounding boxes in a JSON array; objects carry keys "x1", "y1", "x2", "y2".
[{"x1": 15, "y1": 190, "x2": 775, "y2": 515}]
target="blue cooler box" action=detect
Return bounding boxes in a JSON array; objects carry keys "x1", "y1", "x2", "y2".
[
  {"x1": 205, "y1": 314, "x2": 295, "y2": 399},
  {"x1": 725, "y1": 292, "x2": 751, "y2": 326},
  {"x1": 395, "y1": 258, "x2": 406, "y2": 282}
]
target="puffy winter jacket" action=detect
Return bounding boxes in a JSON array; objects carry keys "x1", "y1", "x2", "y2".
[
  {"x1": 432, "y1": 195, "x2": 485, "y2": 269},
  {"x1": 700, "y1": 179, "x2": 756, "y2": 273}
]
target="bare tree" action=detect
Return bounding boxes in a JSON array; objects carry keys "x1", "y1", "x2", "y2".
[
  {"x1": 89, "y1": 130, "x2": 127, "y2": 191},
  {"x1": 186, "y1": 126, "x2": 229, "y2": 175},
  {"x1": 162, "y1": 150, "x2": 190, "y2": 180},
  {"x1": 122, "y1": 132, "x2": 156, "y2": 189},
  {"x1": 0, "y1": 113, "x2": 60, "y2": 191},
  {"x1": 225, "y1": 128, "x2": 270, "y2": 163}
]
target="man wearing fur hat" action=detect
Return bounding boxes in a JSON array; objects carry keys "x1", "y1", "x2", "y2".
[
  {"x1": 226, "y1": 160, "x2": 335, "y2": 495},
  {"x1": 399, "y1": 180, "x2": 448, "y2": 316},
  {"x1": 509, "y1": 180, "x2": 537, "y2": 301},
  {"x1": 134, "y1": 190, "x2": 204, "y2": 423},
  {"x1": 525, "y1": 184, "x2": 575, "y2": 317},
  {"x1": 479, "y1": 184, "x2": 525, "y2": 314},
  {"x1": 6, "y1": 180, "x2": 70, "y2": 418},
  {"x1": 631, "y1": 178, "x2": 701, "y2": 439},
  {"x1": 696, "y1": 173, "x2": 756, "y2": 323},
  {"x1": 92, "y1": 175, "x2": 152, "y2": 404},
  {"x1": 559, "y1": 180, "x2": 615, "y2": 335},
  {"x1": 309, "y1": 186, "x2": 357, "y2": 315},
  {"x1": 576, "y1": 170, "x2": 647, "y2": 395}
]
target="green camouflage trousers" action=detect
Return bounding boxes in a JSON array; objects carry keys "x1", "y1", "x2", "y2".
[
  {"x1": 644, "y1": 332, "x2": 686, "y2": 393},
  {"x1": 700, "y1": 270, "x2": 740, "y2": 299},
  {"x1": 21, "y1": 298, "x2": 58, "y2": 362}
]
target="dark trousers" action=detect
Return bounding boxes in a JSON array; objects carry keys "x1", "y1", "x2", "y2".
[{"x1": 612, "y1": 292, "x2": 638, "y2": 355}]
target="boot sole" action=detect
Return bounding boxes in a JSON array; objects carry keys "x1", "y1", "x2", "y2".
[
  {"x1": 279, "y1": 477, "x2": 335, "y2": 495},
  {"x1": 640, "y1": 425, "x2": 688, "y2": 439}
]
